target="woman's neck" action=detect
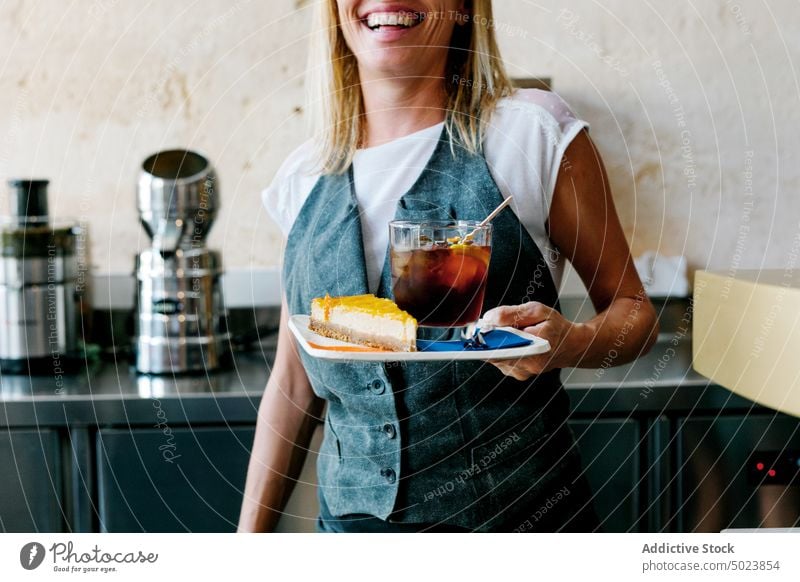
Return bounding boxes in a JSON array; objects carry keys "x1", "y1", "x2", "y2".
[{"x1": 359, "y1": 72, "x2": 447, "y2": 148}]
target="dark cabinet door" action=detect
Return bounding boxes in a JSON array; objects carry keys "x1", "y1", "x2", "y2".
[
  {"x1": 0, "y1": 429, "x2": 63, "y2": 532},
  {"x1": 673, "y1": 415, "x2": 800, "y2": 532},
  {"x1": 570, "y1": 419, "x2": 642, "y2": 532},
  {"x1": 96, "y1": 426, "x2": 254, "y2": 532}
]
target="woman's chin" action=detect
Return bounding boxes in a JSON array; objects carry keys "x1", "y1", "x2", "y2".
[
  {"x1": 356, "y1": 49, "x2": 436, "y2": 79},
  {"x1": 358, "y1": 49, "x2": 418, "y2": 78}
]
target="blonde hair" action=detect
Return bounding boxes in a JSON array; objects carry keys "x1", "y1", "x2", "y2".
[{"x1": 307, "y1": 0, "x2": 514, "y2": 174}]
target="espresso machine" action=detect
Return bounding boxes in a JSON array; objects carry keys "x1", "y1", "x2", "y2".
[
  {"x1": 133, "y1": 149, "x2": 231, "y2": 374},
  {"x1": 0, "y1": 179, "x2": 85, "y2": 373}
]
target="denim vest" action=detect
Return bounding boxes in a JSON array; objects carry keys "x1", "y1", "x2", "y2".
[{"x1": 283, "y1": 129, "x2": 585, "y2": 531}]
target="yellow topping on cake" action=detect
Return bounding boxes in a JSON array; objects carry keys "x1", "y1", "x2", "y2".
[
  {"x1": 310, "y1": 294, "x2": 417, "y2": 352},
  {"x1": 314, "y1": 294, "x2": 417, "y2": 323}
]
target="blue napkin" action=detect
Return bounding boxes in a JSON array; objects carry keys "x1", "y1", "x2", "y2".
[{"x1": 417, "y1": 329, "x2": 532, "y2": 352}]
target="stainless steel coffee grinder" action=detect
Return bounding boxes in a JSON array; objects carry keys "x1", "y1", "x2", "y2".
[
  {"x1": 0, "y1": 179, "x2": 85, "y2": 374},
  {"x1": 133, "y1": 149, "x2": 231, "y2": 374}
]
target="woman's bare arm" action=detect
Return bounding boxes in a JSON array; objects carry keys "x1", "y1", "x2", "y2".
[
  {"x1": 549, "y1": 129, "x2": 659, "y2": 366},
  {"x1": 486, "y1": 130, "x2": 659, "y2": 378},
  {"x1": 238, "y1": 295, "x2": 324, "y2": 532}
]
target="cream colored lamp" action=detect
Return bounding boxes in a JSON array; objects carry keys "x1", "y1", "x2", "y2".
[{"x1": 693, "y1": 270, "x2": 800, "y2": 419}]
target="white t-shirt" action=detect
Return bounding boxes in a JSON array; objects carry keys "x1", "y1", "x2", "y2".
[{"x1": 263, "y1": 89, "x2": 588, "y2": 293}]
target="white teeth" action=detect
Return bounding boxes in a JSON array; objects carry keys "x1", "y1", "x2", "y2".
[{"x1": 366, "y1": 12, "x2": 419, "y2": 29}]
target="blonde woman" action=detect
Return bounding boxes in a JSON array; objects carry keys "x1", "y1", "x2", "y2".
[{"x1": 239, "y1": 0, "x2": 658, "y2": 533}]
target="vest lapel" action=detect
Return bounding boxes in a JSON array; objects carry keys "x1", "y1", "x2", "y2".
[{"x1": 284, "y1": 166, "x2": 369, "y2": 309}]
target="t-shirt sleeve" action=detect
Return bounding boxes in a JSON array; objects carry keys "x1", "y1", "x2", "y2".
[
  {"x1": 514, "y1": 89, "x2": 590, "y2": 213},
  {"x1": 261, "y1": 173, "x2": 290, "y2": 237},
  {"x1": 261, "y1": 139, "x2": 317, "y2": 237},
  {"x1": 483, "y1": 89, "x2": 590, "y2": 291}
]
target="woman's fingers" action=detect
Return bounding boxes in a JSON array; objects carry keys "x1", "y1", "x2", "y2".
[
  {"x1": 488, "y1": 359, "x2": 529, "y2": 381},
  {"x1": 483, "y1": 302, "x2": 552, "y2": 329},
  {"x1": 487, "y1": 356, "x2": 547, "y2": 380},
  {"x1": 484, "y1": 303, "x2": 570, "y2": 379}
]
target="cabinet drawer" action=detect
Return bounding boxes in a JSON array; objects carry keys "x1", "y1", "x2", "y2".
[
  {"x1": 570, "y1": 419, "x2": 641, "y2": 532},
  {"x1": 96, "y1": 426, "x2": 254, "y2": 532},
  {"x1": 0, "y1": 429, "x2": 62, "y2": 532}
]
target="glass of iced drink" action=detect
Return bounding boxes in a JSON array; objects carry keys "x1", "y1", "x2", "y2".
[{"x1": 389, "y1": 220, "x2": 492, "y2": 339}]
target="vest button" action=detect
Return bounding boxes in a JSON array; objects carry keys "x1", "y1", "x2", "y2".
[
  {"x1": 380, "y1": 467, "x2": 396, "y2": 484},
  {"x1": 382, "y1": 423, "x2": 397, "y2": 439},
  {"x1": 369, "y1": 378, "x2": 386, "y2": 394}
]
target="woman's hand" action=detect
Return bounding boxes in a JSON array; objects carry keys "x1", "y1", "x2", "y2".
[{"x1": 483, "y1": 302, "x2": 587, "y2": 380}]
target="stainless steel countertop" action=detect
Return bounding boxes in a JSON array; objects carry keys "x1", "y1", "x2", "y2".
[
  {"x1": 0, "y1": 336, "x2": 761, "y2": 428},
  {"x1": 0, "y1": 348, "x2": 274, "y2": 427}
]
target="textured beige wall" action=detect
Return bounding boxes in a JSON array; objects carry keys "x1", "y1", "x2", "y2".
[{"x1": 0, "y1": 0, "x2": 798, "y2": 277}]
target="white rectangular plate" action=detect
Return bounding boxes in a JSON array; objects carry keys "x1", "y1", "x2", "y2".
[{"x1": 288, "y1": 315, "x2": 551, "y2": 362}]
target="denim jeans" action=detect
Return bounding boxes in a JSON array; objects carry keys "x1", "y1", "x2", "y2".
[{"x1": 315, "y1": 473, "x2": 601, "y2": 533}]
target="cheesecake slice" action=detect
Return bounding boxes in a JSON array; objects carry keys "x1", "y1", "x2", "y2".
[{"x1": 310, "y1": 294, "x2": 417, "y2": 352}]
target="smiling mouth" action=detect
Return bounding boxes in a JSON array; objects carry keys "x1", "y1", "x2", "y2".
[{"x1": 363, "y1": 11, "x2": 426, "y2": 31}]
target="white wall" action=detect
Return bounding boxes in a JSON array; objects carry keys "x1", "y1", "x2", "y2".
[{"x1": 1, "y1": 0, "x2": 798, "y2": 280}]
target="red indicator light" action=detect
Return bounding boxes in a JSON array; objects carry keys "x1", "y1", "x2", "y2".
[
  {"x1": 768, "y1": 469, "x2": 777, "y2": 477},
  {"x1": 756, "y1": 462, "x2": 765, "y2": 471}
]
